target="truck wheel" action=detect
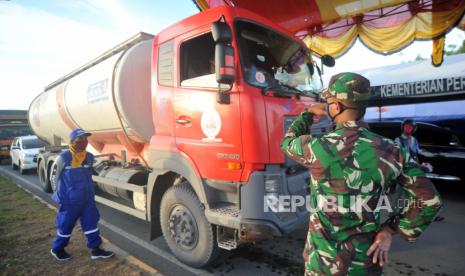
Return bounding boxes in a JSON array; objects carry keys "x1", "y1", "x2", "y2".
[
  {"x1": 19, "y1": 161, "x2": 26, "y2": 175},
  {"x1": 38, "y1": 161, "x2": 52, "y2": 193},
  {"x1": 160, "y1": 182, "x2": 220, "y2": 268},
  {"x1": 11, "y1": 160, "x2": 18, "y2": 170},
  {"x1": 49, "y1": 163, "x2": 58, "y2": 192}
]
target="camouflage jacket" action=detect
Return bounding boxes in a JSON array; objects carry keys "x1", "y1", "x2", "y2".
[{"x1": 281, "y1": 111, "x2": 443, "y2": 274}]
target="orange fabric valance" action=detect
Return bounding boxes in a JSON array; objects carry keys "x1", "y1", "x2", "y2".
[{"x1": 305, "y1": 2, "x2": 465, "y2": 59}]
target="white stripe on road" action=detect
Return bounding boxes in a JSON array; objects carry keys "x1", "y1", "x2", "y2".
[{"x1": 0, "y1": 166, "x2": 213, "y2": 276}]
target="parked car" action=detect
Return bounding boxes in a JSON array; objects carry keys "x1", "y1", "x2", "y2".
[
  {"x1": 10, "y1": 135, "x2": 48, "y2": 174},
  {"x1": 367, "y1": 121, "x2": 465, "y2": 184}
]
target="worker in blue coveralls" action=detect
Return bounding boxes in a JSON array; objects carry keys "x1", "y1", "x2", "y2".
[{"x1": 50, "y1": 128, "x2": 114, "y2": 261}]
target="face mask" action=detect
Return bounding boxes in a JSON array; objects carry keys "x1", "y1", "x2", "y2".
[
  {"x1": 326, "y1": 101, "x2": 365, "y2": 122},
  {"x1": 326, "y1": 101, "x2": 341, "y2": 121},
  {"x1": 403, "y1": 124, "x2": 414, "y2": 135},
  {"x1": 73, "y1": 139, "x2": 88, "y2": 152}
]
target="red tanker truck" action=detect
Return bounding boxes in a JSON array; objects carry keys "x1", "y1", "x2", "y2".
[{"x1": 29, "y1": 6, "x2": 333, "y2": 267}]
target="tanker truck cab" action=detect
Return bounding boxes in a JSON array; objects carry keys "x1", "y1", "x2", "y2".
[{"x1": 148, "y1": 7, "x2": 330, "y2": 266}]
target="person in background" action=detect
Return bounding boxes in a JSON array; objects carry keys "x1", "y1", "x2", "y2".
[
  {"x1": 395, "y1": 119, "x2": 421, "y2": 166},
  {"x1": 50, "y1": 128, "x2": 114, "y2": 261},
  {"x1": 395, "y1": 119, "x2": 444, "y2": 221}
]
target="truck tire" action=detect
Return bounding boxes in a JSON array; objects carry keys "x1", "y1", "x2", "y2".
[
  {"x1": 160, "y1": 182, "x2": 220, "y2": 268},
  {"x1": 19, "y1": 161, "x2": 26, "y2": 175},
  {"x1": 38, "y1": 161, "x2": 52, "y2": 193},
  {"x1": 49, "y1": 163, "x2": 58, "y2": 192},
  {"x1": 11, "y1": 160, "x2": 18, "y2": 170}
]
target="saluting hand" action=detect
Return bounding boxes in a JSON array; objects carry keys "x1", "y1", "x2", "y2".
[{"x1": 307, "y1": 103, "x2": 327, "y2": 117}]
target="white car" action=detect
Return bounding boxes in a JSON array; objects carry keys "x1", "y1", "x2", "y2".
[{"x1": 10, "y1": 135, "x2": 47, "y2": 174}]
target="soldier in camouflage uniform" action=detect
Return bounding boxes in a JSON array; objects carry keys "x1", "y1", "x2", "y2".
[{"x1": 281, "y1": 72, "x2": 443, "y2": 275}]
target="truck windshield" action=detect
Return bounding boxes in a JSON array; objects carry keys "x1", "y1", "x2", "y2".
[
  {"x1": 235, "y1": 20, "x2": 322, "y2": 96},
  {"x1": 22, "y1": 138, "x2": 47, "y2": 149}
]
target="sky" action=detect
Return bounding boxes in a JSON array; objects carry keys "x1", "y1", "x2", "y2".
[{"x1": 0, "y1": 0, "x2": 464, "y2": 110}]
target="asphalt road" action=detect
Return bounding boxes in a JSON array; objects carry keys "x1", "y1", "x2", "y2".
[{"x1": 1, "y1": 163, "x2": 464, "y2": 276}]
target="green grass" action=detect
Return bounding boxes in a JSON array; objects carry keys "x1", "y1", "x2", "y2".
[
  {"x1": 0, "y1": 175, "x2": 52, "y2": 224},
  {"x1": 0, "y1": 173, "x2": 149, "y2": 276},
  {"x1": 0, "y1": 174, "x2": 55, "y2": 273}
]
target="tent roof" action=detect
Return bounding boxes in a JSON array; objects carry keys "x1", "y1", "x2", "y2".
[
  {"x1": 353, "y1": 53, "x2": 465, "y2": 106},
  {"x1": 194, "y1": 0, "x2": 465, "y2": 64},
  {"x1": 359, "y1": 55, "x2": 465, "y2": 124},
  {"x1": 357, "y1": 53, "x2": 465, "y2": 86}
]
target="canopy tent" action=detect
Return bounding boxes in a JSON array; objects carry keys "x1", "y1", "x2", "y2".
[
  {"x1": 356, "y1": 52, "x2": 465, "y2": 106},
  {"x1": 194, "y1": 0, "x2": 465, "y2": 66},
  {"x1": 358, "y1": 53, "x2": 465, "y2": 127}
]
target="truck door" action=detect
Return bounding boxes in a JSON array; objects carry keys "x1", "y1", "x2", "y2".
[{"x1": 172, "y1": 30, "x2": 243, "y2": 182}]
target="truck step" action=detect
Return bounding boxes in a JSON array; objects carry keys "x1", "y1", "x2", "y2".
[
  {"x1": 216, "y1": 226, "x2": 239, "y2": 251},
  {"x1": 205, "y1": 204, "x2": 240, "y2": 231},
  {"x1": 210, "y1": 204, "x2": 240, "y2": 217},
  {"x1": 217, "y1": 236, "x2": 238, "y2": 251}
]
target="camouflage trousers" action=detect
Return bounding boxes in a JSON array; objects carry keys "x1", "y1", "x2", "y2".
[{"x1": 303, "y1": 215, "x2": 383, "y2": 276}]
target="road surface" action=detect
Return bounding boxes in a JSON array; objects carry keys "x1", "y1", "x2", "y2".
[{"x1": 1, "y1": 164, "x2": 464, "y2": 276}]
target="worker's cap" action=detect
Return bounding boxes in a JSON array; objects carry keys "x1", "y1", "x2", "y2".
[
  {"x1": 69, "y1": 128, "x2": 91, "y2": 141},
  {"x1": 322, "y1": 72, "x2": 371, "y2": 102}
]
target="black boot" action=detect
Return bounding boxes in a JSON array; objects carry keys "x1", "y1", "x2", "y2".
[
  {"x1": 91, "y1": 247, "x2": 114, "y2": 260},
  {"x1": 50, "y1": 248, "x2": 72, "y2": 261}
]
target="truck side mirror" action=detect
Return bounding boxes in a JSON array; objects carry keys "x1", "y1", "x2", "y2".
[
  {"x1": 212, "y1": 19, "x2": 235, "y2": 104},
  {"x1": 321, "y1": 55, "x2": 335, "y2": 67},
  {"x1": 212, "y1": 21, "x2": 232, "y2": 44},
  {"x1": 306, "y1": 62, "x2": 314, "y2": 76},
  {"x1": 318, "y1": 55, "x2": 335, "y2": 75},
  {"x1": 215, "y1": 44, "x2": 235, "y2": 85}
]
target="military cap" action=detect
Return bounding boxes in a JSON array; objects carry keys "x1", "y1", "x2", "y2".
[{"x1": 322, "y1": 72, "x2": 371, "y2": 102}]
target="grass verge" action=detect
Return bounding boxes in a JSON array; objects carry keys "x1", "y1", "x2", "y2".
[{"x1": 0, "y1": 174, "x2": 149, "y2": 276}]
